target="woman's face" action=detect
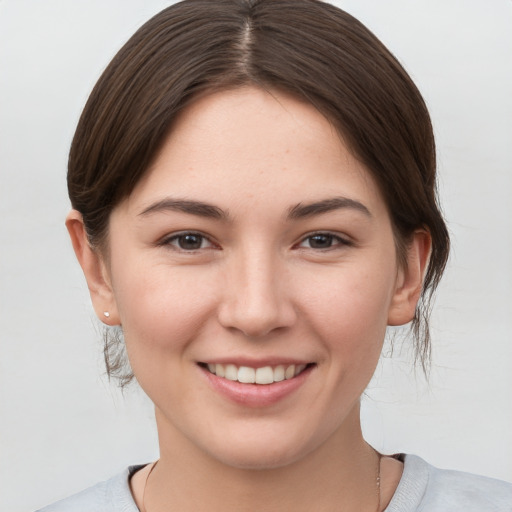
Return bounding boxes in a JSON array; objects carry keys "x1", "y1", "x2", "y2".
[{"x1": 101, "y1": 87, "x2": 417, "y2": 469}]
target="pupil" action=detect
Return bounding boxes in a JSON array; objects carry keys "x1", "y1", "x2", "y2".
[
  {"x1": 310, "y1": 235, "x2": 332, "y2": 248},
  {"x1": 179, "y1": 234, "x2": 202, "y2": 250}
]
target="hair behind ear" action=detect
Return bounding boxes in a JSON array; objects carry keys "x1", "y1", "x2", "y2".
[{"x1": 388, "y1": 229, "x2": 432, "y2": 327}]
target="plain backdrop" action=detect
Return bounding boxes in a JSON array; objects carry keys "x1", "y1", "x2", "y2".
[{"x1": 1, "y1": 1, "x2": 511, "y2": 510}]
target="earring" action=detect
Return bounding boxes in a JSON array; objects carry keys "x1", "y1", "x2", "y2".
[{"x1": 103, "y1": 311, "x2": 110, "y2": 318}]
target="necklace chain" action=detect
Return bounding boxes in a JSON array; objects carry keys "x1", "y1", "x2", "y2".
[
  {"x1": 375, "y1": 450, "x2": 382, "y2": 512},
  {"x1": 142, "y1": 451, "x2": 382, "y2": 512},
  {"x1": 141, "y1": 460, "x2": 158, "y2": 512}
]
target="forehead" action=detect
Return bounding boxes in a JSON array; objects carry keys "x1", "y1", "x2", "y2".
[{"x1": 120, "y1": 87, "x2": 387, "y2": 219}]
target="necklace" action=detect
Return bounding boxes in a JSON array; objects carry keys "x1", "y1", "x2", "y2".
[
  {"x1": 375, "y1": 450, "x2": 382, "y2": 512},
  {"x1": 141, "y1": 452, "x2": 382, "y2": 512},
  {"x1": 141, "y1": 460, "x2": 159, "y2": 512}
]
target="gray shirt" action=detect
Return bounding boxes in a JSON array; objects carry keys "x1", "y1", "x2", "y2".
[{"x1": 37, "y1": 454, "x2": 512, "y2": 511}]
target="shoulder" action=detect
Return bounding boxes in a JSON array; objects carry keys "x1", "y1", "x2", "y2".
[
  {"x1": 35, "y1": 466, "x2": 143, "y2": 512},
  {"x1": 386, "y1": 454, "x2": 512, "y2": 512}
]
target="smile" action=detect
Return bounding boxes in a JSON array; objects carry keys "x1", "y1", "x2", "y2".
[{"x1": 204, "y1": 363, "x2": 309, "y2": 385}]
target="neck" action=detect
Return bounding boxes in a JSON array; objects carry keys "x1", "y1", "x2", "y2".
[{"x1": 146, "y1": 406, "x2": 380, "y2": 512}]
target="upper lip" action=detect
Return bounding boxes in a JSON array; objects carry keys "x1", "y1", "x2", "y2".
[{"x1": 198, "y1": 358, "x2": 313, "y2": 367}]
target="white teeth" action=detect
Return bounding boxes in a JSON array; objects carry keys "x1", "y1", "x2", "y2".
[
  {"x1": 255, "y1": 366, "x2": 274, "y2": 385},
  {"x1": 238, "y1": 366, "x2": 255, "y2": 383},
  {"x1": 285, "y1": 365, "x2": 296, "y2": 380},
  {"x1": 205, "y1": 362, "x2": 309, "y2": 384},
  {"x1": 224, "y1": 364, "x2": 238, "y2": 381},
  {"x1": 215, "y1": 363, "x2": 225, "y2": 377},
  {"x1": 273, "y1": 365, "x2": 285, "y2": 382}
]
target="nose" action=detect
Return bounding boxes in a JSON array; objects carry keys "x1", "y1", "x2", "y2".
[{"x1": 217, "y1": 248, "x2": 297, "y2": 338}]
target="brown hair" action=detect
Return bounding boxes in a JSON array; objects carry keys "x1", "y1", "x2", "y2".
[{"x1": 68, "y1": 0, "x2": 449, "y2": 385}]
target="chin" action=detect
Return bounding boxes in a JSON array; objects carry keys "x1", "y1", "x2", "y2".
[
  {"x1": 199, "y1": 428, "x2": 317, "y2": 471},
  {"x1": 211, "y1": 446, "x2": 304, "y2": 471}
]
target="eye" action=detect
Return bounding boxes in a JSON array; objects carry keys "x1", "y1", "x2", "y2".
[
  {"x1": 161, "y1": 232, "x2": 215, "y2": 251},
  {"x1": 298, "y1": 233, "x2": 350, "y2": 250}
]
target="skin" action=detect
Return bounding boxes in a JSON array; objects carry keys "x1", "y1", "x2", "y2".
[{"x1": 68, "y1": 87, "x2": 430, "y2": 511}]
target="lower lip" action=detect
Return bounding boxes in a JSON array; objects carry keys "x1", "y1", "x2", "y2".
[{"x1": 200, "y1": 365, "x2": 314, "y2": 407}]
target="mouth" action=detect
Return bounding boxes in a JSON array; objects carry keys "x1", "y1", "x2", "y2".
[{"x1": 199, "y1": 362, "x2": 314, "y2": 385}]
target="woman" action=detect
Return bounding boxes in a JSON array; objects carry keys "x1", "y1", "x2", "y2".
[{"x1": 36, "y1": 0, "x2": 511, "y2": 510}]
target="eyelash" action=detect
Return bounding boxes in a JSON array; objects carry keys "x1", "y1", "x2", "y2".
[
  {"x1": 296, "y1": 232, "x2": 352, "y2": 250},
  {"x1": 159, "y1": 231, "x2": 351, "y2": 252},
  {"x1": 159, "y1": 231, "x2": 217, "y2": 251}
]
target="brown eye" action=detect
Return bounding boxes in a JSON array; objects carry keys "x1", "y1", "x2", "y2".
[
  {"x1": 177, "y1": 234, "x2": 204, "y2": 250},
  {"x1": 298, "y1": 233, "x2": 350, "y2": 250},
  {"x1": 308, "y1": 234, "x2": 335, "y2": 249},
  {"x1": 163, "y1": 232, "x2": 214, "y2": 251}
]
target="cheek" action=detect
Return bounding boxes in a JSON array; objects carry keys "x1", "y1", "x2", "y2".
[
  {"x1": 111, "y1": 263, "x2": 219, "y2": 356},
  {"x1": 297, "y1": 261, "x2": 395, "y2": 360}
]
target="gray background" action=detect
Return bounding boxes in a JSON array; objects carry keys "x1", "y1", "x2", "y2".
[{"x1": 1, "y1": 1, "x2": 511, "y2": 510}]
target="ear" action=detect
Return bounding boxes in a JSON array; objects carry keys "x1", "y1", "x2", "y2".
[
  {"x1": 66, "y1": 210, "x2": 120, "y2": 325},
  {"x1": 388, "y1": 229, "x2": 432, "y2": 326}
]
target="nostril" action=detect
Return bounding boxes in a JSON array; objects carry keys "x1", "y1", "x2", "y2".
[{"x1": 217, "y1": 301, "x2": 297, "y2": 338}]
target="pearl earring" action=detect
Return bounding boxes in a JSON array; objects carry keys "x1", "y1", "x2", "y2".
[{"x1": 103, "y1": 311, "x2": 110, "y2": 318}]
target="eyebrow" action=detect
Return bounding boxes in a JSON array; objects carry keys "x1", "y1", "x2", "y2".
[
  {"x1": 138, "y1": 196, "x2": 371, "y2": 221},
  {"x1": 138, "y1": 198, "x2": 228, "y2": 220},
  {"x1": 287, "y1": 197, "x2": 371, "y2": 219}
]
